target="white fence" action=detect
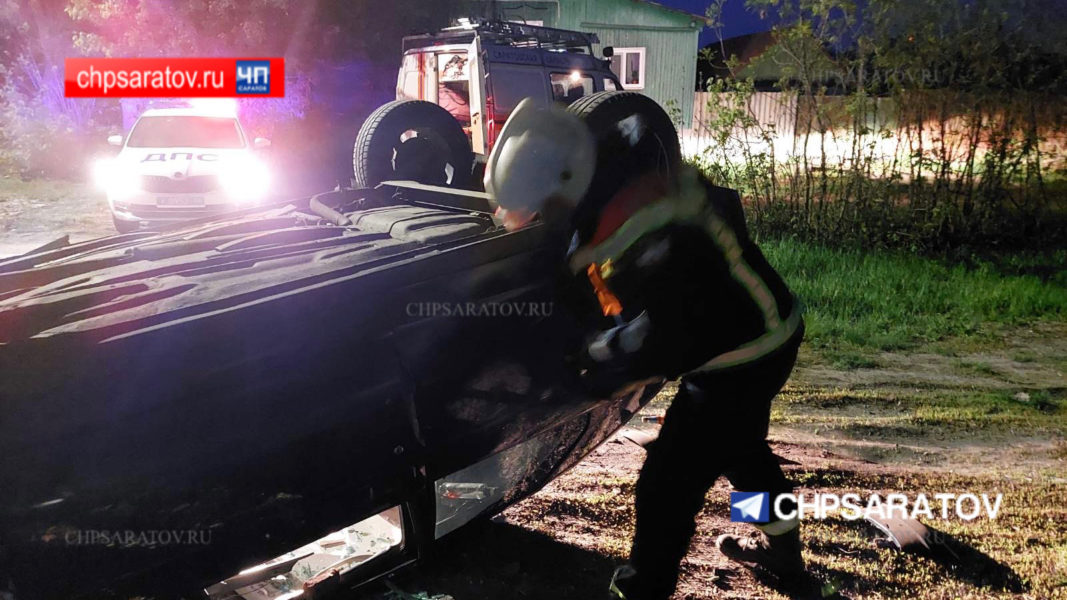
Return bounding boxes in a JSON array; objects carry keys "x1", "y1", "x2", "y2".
[
  {"x1": 679, "y1": 91, "x2": 1067, "y2": 170},
  {"x1": 680, "y1": 91, "x2": 798, "y2": 159},
  {"x1": 680, "y1": 91, "x2": 913, "y2": 167}
]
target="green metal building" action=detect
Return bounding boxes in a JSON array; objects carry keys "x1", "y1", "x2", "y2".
[{"x1": 467, "y1": 0, "x2": 709, "y2": 127}]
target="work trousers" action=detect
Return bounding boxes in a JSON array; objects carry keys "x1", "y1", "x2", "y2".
[{"x1": 627, "y1": 329, "x2": 803, "y2": 599}]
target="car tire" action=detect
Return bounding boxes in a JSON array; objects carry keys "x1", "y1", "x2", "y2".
[
  {"x1": 353, "y1": 100, "x2": 473, "y2": 189},
  {"x1": 112, "y1": 216, "x2": 140, "y2": 234},
  {"x1": 566, "y1": 91, "x2": 682, "y2": 172}
]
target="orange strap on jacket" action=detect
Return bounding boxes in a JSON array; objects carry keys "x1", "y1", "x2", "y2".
[{"x1": 587, "y1": 263, "x2": 623, "y2": 317}]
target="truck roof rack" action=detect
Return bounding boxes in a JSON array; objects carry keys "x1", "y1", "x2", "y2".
[{"x1": 402, "y1": 19, "x2": 600, "y2": 54}]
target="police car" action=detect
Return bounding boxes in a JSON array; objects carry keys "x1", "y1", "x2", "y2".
[{"x1": 94, "y1": 101, "x2": 271, "y2": 233}]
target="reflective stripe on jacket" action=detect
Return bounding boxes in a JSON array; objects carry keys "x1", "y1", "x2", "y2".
[{"x1": 568, "y1": 168, "x2": 801, "y2": 376}]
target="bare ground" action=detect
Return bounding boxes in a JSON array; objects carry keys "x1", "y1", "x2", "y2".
[
  {"x1": 0, "y1": 178, "x2": 112, "y2": 257},
  {"x1": 370, "y1": 324, "x2": 1067, "y2": 600}
]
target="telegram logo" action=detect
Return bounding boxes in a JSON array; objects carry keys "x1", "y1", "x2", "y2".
[{"x1": 730, "y1": 491, "x2": 770, "y2": 523}]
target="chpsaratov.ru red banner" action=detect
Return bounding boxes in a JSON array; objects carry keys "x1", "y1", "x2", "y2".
[{"x1": 64, "y1": 57, "x2": 285, "y2": 97}]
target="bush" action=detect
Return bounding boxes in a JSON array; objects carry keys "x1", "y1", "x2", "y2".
[
  {"x1": 694, "y1": 0, "x2": 1067, "y2": 252},
  {"x1": 1, "y1": 56, "x2": 116, "y2": 180}
]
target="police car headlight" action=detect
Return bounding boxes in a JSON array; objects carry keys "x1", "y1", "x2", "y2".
[
  {"x1": 220, "y1": 157, "x2": 270, "y2": 202},
  {"x1": 92, "y1": 158, "x2": 139, "y2": 199},
  {"x1": 91, "y1": 159, "x2": 110, "y2": 190}
]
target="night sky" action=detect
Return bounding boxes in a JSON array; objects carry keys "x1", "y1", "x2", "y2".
[{"x1": 654, "y1": 0, "x2": 778, "y2": 47}]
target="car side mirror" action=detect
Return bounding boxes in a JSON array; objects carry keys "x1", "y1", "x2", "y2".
[
  {"x1": 107, "y1": 134, "x2": 123, "y2": 146},
  {"x1": 254, "y1": 137, "x2": 271, "y2": 149},
  {"x1": 602, "y1": 46, "x2": 614, "y2": 58}
]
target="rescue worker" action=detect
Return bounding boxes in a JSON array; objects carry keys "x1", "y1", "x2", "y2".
[{"x1": 484, "y1": 98, "x2": 806, "y2": 600}]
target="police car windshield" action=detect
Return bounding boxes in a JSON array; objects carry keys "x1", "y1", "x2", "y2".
[{"x1": 126, "y1": 116, "x2": 244, "y2": 149}]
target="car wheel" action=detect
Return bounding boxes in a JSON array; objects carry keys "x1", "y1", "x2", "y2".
[
  {"x1": 566, "y1": 90, "x2": 682, "y2": 173},
  {"x1": 112, "y1": 216, "x2": 140, "y2": 234},
  {"x1": 353, "y1": 100, "x2": 473, "y2": 189}
]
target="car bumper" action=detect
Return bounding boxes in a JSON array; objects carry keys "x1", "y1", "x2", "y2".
[{"x1": 110, "y1": 194, "x2": 258, "y2": 229}]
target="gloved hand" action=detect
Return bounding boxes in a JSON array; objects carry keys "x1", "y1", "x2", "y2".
[{"x1": 576, "y1": 311, "x2": 659, "y2": 397}]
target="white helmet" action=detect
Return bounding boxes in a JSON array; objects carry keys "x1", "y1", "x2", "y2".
[{"x1": 484, "y1": 98, "x2": 596, "y2": 222}]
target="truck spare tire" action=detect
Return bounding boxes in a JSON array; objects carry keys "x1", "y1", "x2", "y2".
[
  {"x1": 567, "y1": 90, "x2": 682, "y2": 174},
  {"x1": 354, "y1": 100, "x2": 474, "y2": 189}
]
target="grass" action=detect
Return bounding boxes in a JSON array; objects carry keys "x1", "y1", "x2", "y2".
[
  {"x1": 774, "y1": 386, "x2": 1067, "y2": 440},
  {"x1": 954, "y1": 359, "x2": 998, "y2": 376},
  {"x1": 796, "y1": 468, "x2": 1067, "y2": 600},
  {"x1": 769, "y1": 382, "x2": 1067, "y2": 597},
  {"x1": 760, "y1": 238, "x2": 1067, "y2": 353},
  {"x1": 823, "y1": 348, "x2": 880, "y2": 370},
  {"x1": 1012, "y1": 351, "x2": 1037, "y2": 363}
]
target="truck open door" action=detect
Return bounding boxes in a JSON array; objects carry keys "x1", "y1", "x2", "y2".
[
  {"x1": 423, "y1": 52, "x2": 438, "y2": 103},
  {"x1": 467, "y1": 37, "x2": 489, "y2": 156}
]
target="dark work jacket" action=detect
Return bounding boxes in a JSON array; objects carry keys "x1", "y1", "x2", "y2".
[{"x1": 565, "y1": 168, "x2": 801, "y2": 382}]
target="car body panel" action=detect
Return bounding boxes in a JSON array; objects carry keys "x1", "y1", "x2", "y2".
[{"x1": 0, "y1": 184, "x2": 660, "y2": 598}]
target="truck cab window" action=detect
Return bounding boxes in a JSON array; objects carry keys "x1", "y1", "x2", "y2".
[
  {"x1": 550, "y1": 72, "x2": 594, "y2": 105},
  {"x1": 487, "y1": 65, "x2": 549, "y2": 121}
]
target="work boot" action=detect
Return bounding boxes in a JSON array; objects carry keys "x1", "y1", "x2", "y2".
[
  {"x1": 608, "y1": 564, "x2": 672, "y2": 600},
  {"x1": 716, "y1": 528, "x2": 805, "y2": 581},
  {"x1": 608, "y1": 565, "x2": 637, "y2": 599}
]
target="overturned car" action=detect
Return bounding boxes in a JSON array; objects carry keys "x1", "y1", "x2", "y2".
[{"x1": 0, "y1": 179, "x2": 663, "y2": 598}]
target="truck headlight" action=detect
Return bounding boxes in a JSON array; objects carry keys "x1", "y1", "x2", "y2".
[{"x1": 219, "y1": 157, "x2": 270, "y2": 202}]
